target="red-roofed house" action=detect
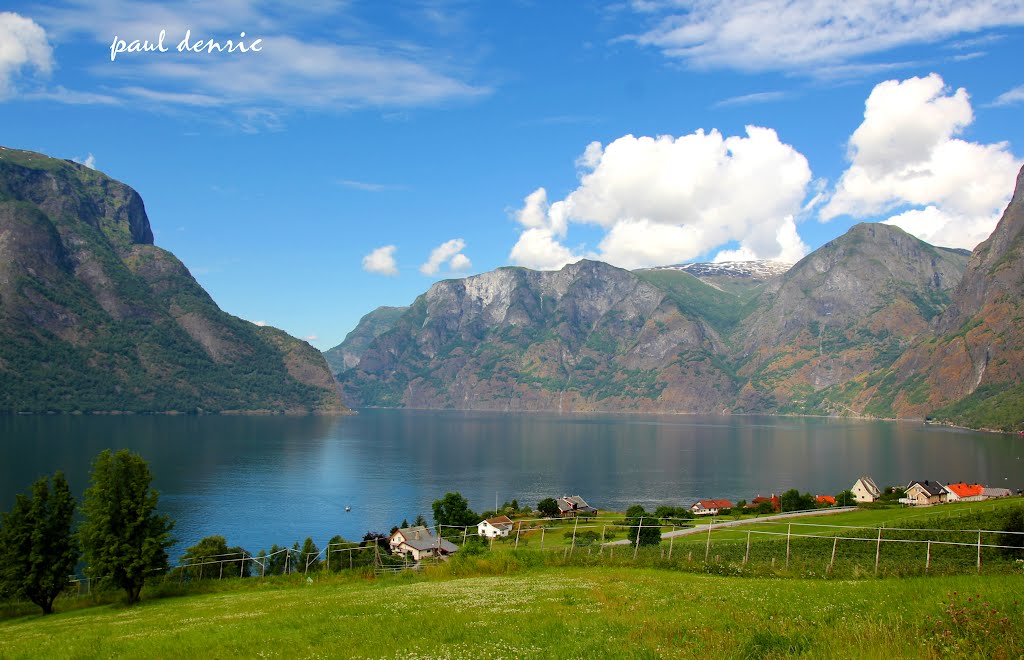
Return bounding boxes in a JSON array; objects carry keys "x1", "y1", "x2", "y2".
[
  {"x1": 691, "y1": 499, "x2": 734, "y2": 516},
  {"x1": 477, "y1": 515, "x2": 514, "y2": 538},
  {"x1": 816, "y1": 495, "x2": 836, "y2": 506},
  {"x1": 749, "y1": 495, "x2": 780, "y2": 512},
  {"x1": 944, "y1": 483, "x2": 985, "y2": 502}
]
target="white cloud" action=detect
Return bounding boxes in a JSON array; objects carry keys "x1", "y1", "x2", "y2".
[
  {"x1": 990, "y1": 84, "x2": 1024, "y2": 108},
  {"x1": 72, "y1": 153, "x2": 96, "y2": 169},
  {"x1": 337, "y1": 179, "x2": 403, "y2": 192},
  {"x1": 303, "y1": 334, "x2": 318, "y2": 342},
  {"x1": 0, "y1": 12, "x2": 53, "y2": 98},
  {"x1": 33, "y1": 1, "x2": 488, "y2": 119},
  {"x1": 821, "y1": 73, "x2": 1021, "y2": 250},
  {"x1": 510, "y1": 127, "x2": 812, "y2": 270},
  {"x1": 420, "y1": 238, "x2": 471, "y2": 275},
  {"x1": 713, "y1": 91, "x2": 787, "y2": 108},
  {"x1": 250, "y1": 320, "x2": 268, "y2": 327},
  {"x1": 626, "y1": 1, "x2": 1024, "y2": 76},
  {"x1": 362, "y1": 245, "x2": 399, "y2": 276}
]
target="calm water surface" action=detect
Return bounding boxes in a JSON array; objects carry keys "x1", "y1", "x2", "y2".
[{"x1": 2, "y1": 410, "x2": 1022, "y2": 556}]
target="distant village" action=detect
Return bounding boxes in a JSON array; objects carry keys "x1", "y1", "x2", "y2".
[{"x1": 386, "y1": 478, "x2": 1020, "y2": 562}]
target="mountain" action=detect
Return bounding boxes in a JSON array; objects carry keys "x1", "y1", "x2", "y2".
[
  {"x1": 338, "y1": 224, "x2": 973, "y2": 415},
  {"x1": 323, "y1": 305, "x2": 406, "y2": 375},
  {"x1": 0, "y1": 146, "x2": 347, "y2": 414},
  {"x1": 817, "y1": 164, "x2": 1024, "y2": 429},
  {"x1": 734, "y1": 223, "x2": 969, "y2": 413},
  {"x1": 339, "y1": 260, "x2": 738, "y2": 412}
]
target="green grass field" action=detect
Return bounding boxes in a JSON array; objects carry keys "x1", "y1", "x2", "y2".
[
  {"x1": 3, "y1": 501, "x2": 1023, "y2": 657},
  {"x1": 1, "y1": 564, "x2": 1021, "y2": 658}
]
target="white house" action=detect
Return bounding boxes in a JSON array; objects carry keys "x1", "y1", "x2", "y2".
[
  {"x1": 478, "y1": 515, "x2": 514, "y2": 539},
  {"x1": 690, "y1": 499, "x2": 734, "y2": 516},
  {"x1": 899, "y1": 480, "x2": 947, "y2": 506},
  {"x1": 852, "y1": 476, "x2": 881, "y2": 503},
  {"x1": 388, "y1": 526, "x2": 459, "y2": 561},
  {"x1": 982, "y1": 487, "x2": 1013, "y2": 499}
]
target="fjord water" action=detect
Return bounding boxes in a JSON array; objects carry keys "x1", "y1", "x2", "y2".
[{"x1": 2, "y1": 410, "x2": 1022, "y2": 557}]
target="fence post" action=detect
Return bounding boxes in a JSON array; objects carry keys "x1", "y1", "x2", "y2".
[
  {"x1": 240, "y1": 554, "x2": 245, "y2": 578},
  {"x1": 633, "y1": 517, "x2": 643, "y2": 560},
  {"x1": 874, "y1": 528, "x2": 882, "y2": 576},
  {"x1": 744, "y1": 530, "x2": 751, "y2": 565},
  {"x1": 515, "y1": 522, "x2": 522, "y2": 550},
  {"x1": 926, "y1": 540, "x2": 931, "y2": 572},
  {"x1": 541, "y1": 526, "x2": 545, "y2": 552},
  {"x1": 570, "y1": 517, "x2": 579, "y2": 557},
  {"x1": 828, "y1": 537, "x2": 837, "y2": 574},
  {"x1": 705, "y1": 518, "x2": 713, "y2": 563},
  {"x1": 600, "y1": 525, "x2": 605, "y2": 556},
  {"x1": 786, "y1": 524, "x2": 791, "y2": 569},
  {"x1": 669, "y1": 527, "x2": 675, "y2": 560},
  {"x1": 977, "y1": 531, "x2": 982, "y2": 573},
  {"x1": 220, "y1": 560, "x2": 224, "y2": 580}
]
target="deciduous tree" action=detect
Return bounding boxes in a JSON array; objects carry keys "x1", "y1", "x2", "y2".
[
  {"x1": 79, "y1": 450, "x2": 174, "y2": 604},
  {"x1": 537, "y1": 497, "x2": 560, "y2": 518},
  {"x1": 0, "y1": 472, "x2": 78, "y2": 614}
]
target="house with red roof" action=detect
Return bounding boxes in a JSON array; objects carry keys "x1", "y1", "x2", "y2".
[
  {"x1": 478, "y1": 515, "x2": 514, "y2": 538},
  {"x1": 690, "y1": 499, "x2": 734, "y2": 516},
  {"x1": 943, "y1": 483, "x2": 985, "y2": 502},
  {"x1": 748, "y1": 495, "x2": 780, "y2": 512},
  {"x1": 816, "y1": 495, "x2": 836, "y2": 506}
]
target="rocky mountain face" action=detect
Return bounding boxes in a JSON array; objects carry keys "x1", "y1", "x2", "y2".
[
  {"x1": 0, "y1": 146, "x2": 347, "y2": 414},
  {"x1": 339, "y1": 261, "x2": 737, "y2": 412},
  {"x1": 323, "y1": 305, "x2": 406, "y2": 375},
  {"x1": 817, "y1": 165, "x2": 1024, "y2": 427},
  {"x1": 336, "y1": 167, "x2": 1024, "y2": 430},
  {"x1": 735, "y1": 223, "x2": 968, "y2": 412}
]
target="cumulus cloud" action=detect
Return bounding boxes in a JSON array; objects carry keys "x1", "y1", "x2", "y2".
[
  {"x1": 250, "y1": 320, "x2": 268, "y2": 327},
  {"x1": 821, "y1": 73, "x2": 1021, "y2": 249},
  {"x1": 509, "y1": 127, "x2": 813, "y2": 270},
  {"x1": 420, "y1": 239, "x2": 471, "y2": 275},
  {"x1": 627, "y1": 1, "x2": 1024, "y2": 76},
  {"x1": 362, "y1": 245, "x2": 398, "y2": 276},
  {"x1": 0, "y1": 12, "x2": 53, "y2": 97}
]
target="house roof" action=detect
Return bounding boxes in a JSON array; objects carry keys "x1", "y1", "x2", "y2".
[
  {"x1": 482, "y1": 515, "x2": 514, "y2": 528},
  {"x1": 390, "y1": 526, "x2": 459, "y2": 553},
  {"x1": 945, "y1": 483, "x2": 984, "y2": 498},
  {"x1": 816, "y1": 495, "x2": 836, "y2": 504},
  {"x1": 982, "y1": 487, "x2": 1013, "y2": 497},
  {"x1": 907, "y1": 480, "x2": 945, "y2": 497},
  {"x1": 855, "y1": 476, "x2": 881, "y2": 497},
  {"x1": 693, "y1": 499, "x2": 734, "y2": 509}
]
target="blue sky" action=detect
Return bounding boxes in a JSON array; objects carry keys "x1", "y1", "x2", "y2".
[{"x1": 2, "y1": 2, "x2": 1023, "y2": 351}]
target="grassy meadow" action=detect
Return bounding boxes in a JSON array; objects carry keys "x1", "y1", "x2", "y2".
[
  {"x1": 3, "y1": 500, "x2": 1024, "y2": 657},
  {"x1": 1, "y1": 563, "x2": 1021, "y2": 658}
]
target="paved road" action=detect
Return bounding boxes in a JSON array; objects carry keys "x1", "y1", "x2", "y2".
[{"x1": 604, "y1": 507, "x2": 857, "y2": 546}]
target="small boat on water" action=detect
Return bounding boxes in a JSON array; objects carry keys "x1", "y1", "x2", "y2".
[{"x1": 345, "y1": 505, "x2": 351, "y2": 512}]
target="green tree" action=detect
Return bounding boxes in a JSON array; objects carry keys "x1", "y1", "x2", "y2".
[
  {"x1": 432, "y1": 492, "x2": 478, "y2": 530},
  {"x1": 181, "y1": 536, "x2": 249, "y2": 579},
  {"x1": 79, "y1": 450, "x2": 174, "y2": 604},
  {"x1": 0, "y1": 472, "x2": 78, "y2": 614},
  {"x1": 300, "y1": 537, "x2": 321, "y2": 572},
  {"x1": 414, "y1": 513, "x2": 428, "y2": 528},
  {"x1": 625, "y1": 505, "x2": 661, "y2": 547},
  {"x1": 834, "y1": 490, "x2": 856, "y2": 507},
  {"x1": 537, "y1": 497, "x2": 560, "y2": 518},
  {"x1": 779, "y1": 489, "x2": 815, "y2": 512}
]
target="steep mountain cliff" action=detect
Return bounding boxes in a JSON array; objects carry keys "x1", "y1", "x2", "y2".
[
  {"x1": 339, "y1": 260, "x2": 738, "y2": 412},
  {"x1": 323, "y1": 305, "x2": 406, "y2": 375},
  {"x1": 831, "y1": 164, "x2": 1024, "y2": 429},
  {"x1": 736, "y1": 223, "x2": 968, "y2": 412},
  {"x1": 0, "y1": 146, "x2": 347, "y2": 414}
]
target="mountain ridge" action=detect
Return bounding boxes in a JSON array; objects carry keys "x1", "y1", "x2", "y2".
[{"x1": 0, "y1": 146, "x2": 348, "y2": 415}]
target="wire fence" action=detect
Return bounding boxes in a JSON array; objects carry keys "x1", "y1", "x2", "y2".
[{"x1": 58, "y1": 501, "x2": 1024, "y2": 596}]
